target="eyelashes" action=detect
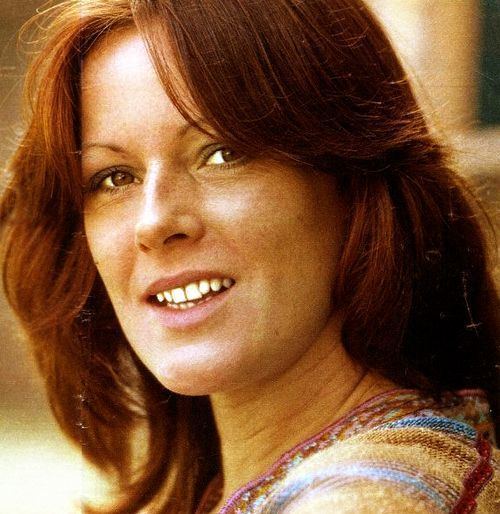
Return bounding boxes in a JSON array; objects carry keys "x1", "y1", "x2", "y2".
[
  {"x1": 83, "y1": 144, "x2": 247, "y2": 196},
  {"x1": 204, "y1": 146, "x2": 244, "y2": 166},
  {"x1": 84, "y1": 166, "x2": 140, "y2": 195}
]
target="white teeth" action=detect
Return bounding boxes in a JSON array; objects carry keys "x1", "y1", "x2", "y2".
[
  {"x1": 210, "y1": 278, "x2": 222, "y2": 292},
  {"x1": 154, "y1": 277, "x2": 234, "y2": 307},
  {"x1": 199, "y1": 279, "x2": 211, "y2": 295},
  {"x1": 185, "y1": 282, "x2": 203, "y2": 301},
  {"x1": 172, "y1": 287, "x2": 187, "y2": 304}
]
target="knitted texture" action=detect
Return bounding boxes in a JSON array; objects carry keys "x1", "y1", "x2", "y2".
[{"x1": 197, "y1": 389, "x2": 499, "y2": 513}]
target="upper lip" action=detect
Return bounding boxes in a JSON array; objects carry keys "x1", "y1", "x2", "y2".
[{"x1": 143, "y1": 270, "x2": 236, "y2": 300}]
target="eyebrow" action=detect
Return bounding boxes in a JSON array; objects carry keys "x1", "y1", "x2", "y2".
[
  {"x1": 81, "y1": 122, "x2": 203, "y2": 155},
  {"x1": 81, "y1": 142, "x2": 128, "y2": 154}
]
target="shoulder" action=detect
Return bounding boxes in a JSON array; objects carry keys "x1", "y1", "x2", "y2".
[{"x1": 266, "y1": 415, "x2": 500, "y2": 513}]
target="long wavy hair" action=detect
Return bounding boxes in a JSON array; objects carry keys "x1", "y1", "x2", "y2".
[{"x1": 1, "y1": 0, "x2": 498, "y2": 512}]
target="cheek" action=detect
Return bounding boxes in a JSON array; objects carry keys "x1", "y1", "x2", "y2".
[
  {"x1": 207, "y1": 178, "x2": 307, "y2": 243},
  {"x1": 84, "y1": 209, "x2": 136, "y2": 295},
  {"x1": 209, "y1": 174, "x2": 342, "y2": 278},
  {"x1": 210, "y1": 174, "x2": 342, "y2": 313}
]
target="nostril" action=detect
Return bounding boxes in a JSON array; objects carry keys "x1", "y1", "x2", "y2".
[
  {"x1": 134, "y1": 207, "x2": 204, "y2": 250},
  {"x1": 137, "y1": 241, "x2": 150, "y2": 252},
  {"x1": 166, "y1": 233, "x2": 189, "y2": 242},
  {"x1": 137, "y1": 232, "x2": 190, "y2": 252}
]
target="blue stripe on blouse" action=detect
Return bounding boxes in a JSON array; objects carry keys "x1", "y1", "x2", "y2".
[
  {"x1": 267, "y1": 462, "x2": 450, "y2": 511},
  {"x1": 262, "y1": 416, "x2": 477, "y2": 512},
  {"x1": 380, "y1": 416, "x2": 477, "y2": 440}
]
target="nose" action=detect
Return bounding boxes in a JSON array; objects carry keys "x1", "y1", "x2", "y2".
[{"x1": 134, "y1": 162, "x2": 204, "y2": 251}]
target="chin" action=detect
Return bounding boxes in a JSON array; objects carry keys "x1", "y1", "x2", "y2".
[
  {"x1": 151, "y1": 347, "x2": 242, "y2": 397},
  {"x1": 157, "y1": 371, "x2": 231, "y2": 397}
]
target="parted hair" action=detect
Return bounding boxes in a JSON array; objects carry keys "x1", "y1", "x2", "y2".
[{"x1": 1, "y1": 1, "x2": 498, "y2": 512}]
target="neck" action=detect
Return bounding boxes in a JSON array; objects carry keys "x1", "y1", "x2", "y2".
[{"x1": 209, "y1": 318, "x2": 397, "y2": 505}]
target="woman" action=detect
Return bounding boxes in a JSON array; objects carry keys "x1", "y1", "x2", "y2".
[{"x1": 1, "y1": 0, "x2": 498, "y2": 512}]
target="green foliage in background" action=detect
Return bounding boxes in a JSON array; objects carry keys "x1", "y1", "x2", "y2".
[{"x1": 479, "y1": 0, "x2": 500, "y2": 126}]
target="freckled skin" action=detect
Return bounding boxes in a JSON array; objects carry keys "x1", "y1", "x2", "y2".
[{"x1": 81, "y1": 30, "x2": 345, "y2": 396}]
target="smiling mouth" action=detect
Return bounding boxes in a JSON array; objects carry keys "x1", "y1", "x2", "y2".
[{"x1": 149, "y1": 277, "x2": 235, "y2": 310}]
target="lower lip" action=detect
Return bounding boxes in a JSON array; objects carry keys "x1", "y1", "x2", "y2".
[{"x1": 147, "y1": 286, "x2": 234, "y2": 330}]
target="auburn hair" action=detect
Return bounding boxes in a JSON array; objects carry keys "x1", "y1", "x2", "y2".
[{"x1": 1, "y1": 0, "x2": 498, "y2": 512}]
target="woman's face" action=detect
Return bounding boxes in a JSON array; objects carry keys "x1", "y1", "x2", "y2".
[{"x1": 81, "y1": 30, "x2": 345, "y2": 395}]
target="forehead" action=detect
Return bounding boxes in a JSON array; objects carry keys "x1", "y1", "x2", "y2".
[
  {"x1": 81, "y1": 29, "x2": 190, "y2": 149},
  {"x1": 81, "y1": 28, "x2": 167, "y2": 109}
]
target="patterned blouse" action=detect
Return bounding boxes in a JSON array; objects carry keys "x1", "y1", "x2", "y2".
[{"x1": 196, "y1": 389, "x2": 499, "y2": 513}]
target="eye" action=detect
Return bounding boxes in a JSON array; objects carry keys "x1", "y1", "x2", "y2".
[
  {"x1": 85, "y1": 167, "x2": 140, "y2": 195},
  {"x1": 102, "y1": 170, "x2": 136, "y2": 188},
  {"x1": 205, "y1": 147, "x2": 242, "y2": 166}
]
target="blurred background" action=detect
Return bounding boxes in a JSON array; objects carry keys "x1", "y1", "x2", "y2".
[
  {"x1": 1, "y1": 5, "x2": 105, "y2": 514},
  {"x1": 1, "y1": 1, "x2": 498, "y2": 512}
]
